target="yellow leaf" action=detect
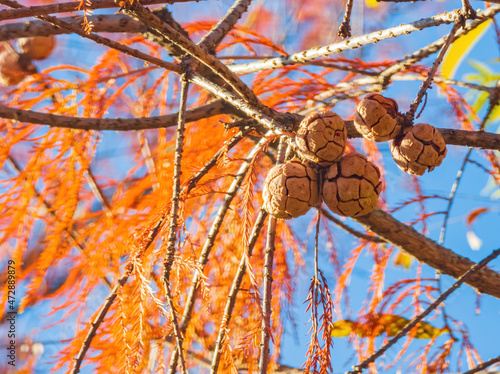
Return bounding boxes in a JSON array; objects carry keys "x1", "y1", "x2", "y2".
[
  {"x1": 394, "y1": 251, "x2": 412, "y2": 269},
  {"x1": 331, "y1": 315, "x2": 450, "y2": 339},
  {"x1": 441, "y1": 20, "x2": 492, "y2": 80},
  {"x1": 330, "y1": 320, "x2": 356, "y2": 337},
  {"x1": 366, "y1": 0, "x2": 380, "y2": 8}
]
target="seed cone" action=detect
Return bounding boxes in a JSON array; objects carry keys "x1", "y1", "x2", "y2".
[
  {"x1": 18, "y1": 35, "x2": 56, "y2": 61},
  {"x1": 323, "y1": 152, "x2": 382, "y2": 217},
  {"x1": 391, "y1": 123, "x2": 447, "y2": 176},
  {"x1": 296, "y1": 111, "x2": 347, "y2": 166},
  {"x1": 354, "y1": 93, "x2": 403, "y2": 142},
  {"x1": 262, "y1": 159, "x2": 320, "y2": 220},
  {"x1": 0, "y1": 50, "x2": 37, "y2": 86}
]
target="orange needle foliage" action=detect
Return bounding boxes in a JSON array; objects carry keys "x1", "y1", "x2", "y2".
[{"x1": 0, "y1": 0, "x2": 499, "y2": 374}]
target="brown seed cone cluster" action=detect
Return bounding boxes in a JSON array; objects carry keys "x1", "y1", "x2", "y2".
[
  {"x1": 391, "y1": 123, "x2": 447, "y2": 176},
  {"x1": 296, "y1": 111, "x2": 347, "y2": 165},
  {"x1": 323, "y1": 153, "x2": 382, "y2": 217},
  {"x1": 18, "y1": 36, "x2": 56, "y2": 61},
  {"x1": 354, "y1": 93, "x2": 403, "y2": 142},
  {"x1": 0, "y1": 49, "x2": 37, "y2": 86},
  {"x1": 262, "y1": 159, "x2": 320, "y2": 220}
]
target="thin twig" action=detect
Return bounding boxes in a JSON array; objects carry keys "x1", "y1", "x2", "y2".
[
  {"x1": 85, "y1": 168, "x2": 112, "y2": 212},
  {"x1": 228, "y1": 6, "x2": 500, "y2": 75},
  {"x1": 258, "y1": 140, "x2": 286, "y2": 374},
  {"x1": 210, "y1": 209, "x2": 268, "y2": 374},
  {"x1": 347, "y1": 247, "x2": 500, "y2": 373},
  {"x1": 338, "y1": 0, "x2": 355, "y2": 38},
  {"x1": 70, "y1": 271, "x2": 132, "y2": 374},
  {"x1": 440, "y1": 100, "x2": 500, "y2": 245},
  {"x1": 439, "y1": 149, "x2": 472, "y2": 245},
  {"x1": 463, "y1": 355, "x2": 500, "y2": 374},
  {"x1": 169, "y1": 134, "x2": 272, "y2": 374},
  {"x1": 406, "y1": 21, "x2": 461, "y2": 122},
  {"x1": 198, "y1": 0, "x2": 253, "y2": 54},
  {"x1": 162, "y1": 72, "x2": 191, "y2": 374}
]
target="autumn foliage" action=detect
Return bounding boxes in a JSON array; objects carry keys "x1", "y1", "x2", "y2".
[{"x1": 0, "y1": 0, "x2": 500, "y2": 374}]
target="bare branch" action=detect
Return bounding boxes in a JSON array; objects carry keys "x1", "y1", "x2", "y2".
[
  {"x1": 0, "y1": 0, "x2": 197, "y2": 21},
  {"x1": 0, "y1": 100, "x2": 236, "y2": 130},
  {"x1": 353, "y1": 209, "x2": 500, "y2": 299},
  {"x1": 406, "y1": 22, "x2": 461, "y2": 122},
  {"x1": 0, "y1": 0, "x2": 182, "y2": 74},
  {"x1": 348, "y1": 247, "x2": 500, "y2": 373},
  {"x1": 229, "y1": 6, "x2": 500, "y2": 75},
  {"x1": 0, "y1": 15, "x2": 145, "y2": 41},
  {"x1": 258, "y1": 140, "x2": 286, "y2": 374},
  {"x1": 117, "y1": 0, "x2": 266, "y2": 111},
  {"x1": 162, "y1": 72, "x2": 191, "y2": 374},
  {"x1": 168, "y1": 134, "x2": 272, "y2": 374},
  {"x1": 198, "y1": 0, "x2": 253, "y2": 54},
  {"x1": 210, "y1": 209, "x2": 268, "y2": 374}
]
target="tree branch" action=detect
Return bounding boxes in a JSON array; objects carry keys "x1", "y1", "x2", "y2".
[
  {"x1": 117, "y1": 0, "x2": 266, "y2": 111},
  {"x1": 162, "y1": 72, "x2": 191, "y2": 374},
  {"x1": 210, "y1": 209, "x2": 268, "y2": 374},
  {"x1": 198, "y1": 0, "x2": 253, "y2": 54},
  {"x1": 168, "y1": 134, "x2": 271, "y2": 374},
  {"x1": 0, "y1": 15, "x2": 145, "y2": 41},
  {"x1": 0, "y1": 0, "x2": 197, "y2": 21},
  {"x1": 0, "y1": 100, "x2": 237, "y2": 130},
  {"x1": 0, "y1": 0, "x2": 182, "y2": 74},
  {"x1": 353, "y1": 209, "x2": 500, "y2": 299},
  {"x1": 229, "y1": 6, "x2": 500, "y2": 75}
]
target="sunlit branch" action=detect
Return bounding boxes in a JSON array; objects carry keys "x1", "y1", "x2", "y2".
[
  {"x1": 0, "y1": 0, "x2": 182, "y2": 74},
  {"x1": 258, "y1": 140, "x2": 286, "y2": 374},
  {"x1": 353, "y1": 209, "x2": 500, "y2": 299},
  {"x1": 347, "y1": 247, "x2": 500, "y2": 374},
  {"x1": 391, "y1": 75, "x2": 495, "y2": 94},
  {"x1": 406, "y1": 22, "x2": 461, "y2": 122},
  {"x1": 117, "y1": 0, "x2": 266, "y2": 111},
  {"x1": 198, "y1": 0, "x2": 253, "y2": 54},
  {"x1": 320, "y1": 208, "x2": 385, "y2": 243},
  {"x1": 162, "y1": 73, "x2": 191, "y2": 374},
  {"x1": 168, "y1": 134, "x2": 272, "y2": 374},
  {"x1": 210, "y1": 209, "x2": 268, "y2": 374},
  {"x1": 228, "y1": 6, "x2": 500, "y2": 75},
  {"x1": 312, "y1": 11, "x2": 498, "y2": 111},
  {"x1": 190, "y1": 74, "x2": 286, "y2": 132},
  {"x1": 0, "y1": 0, "x2": 197, "y2": 21}
]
